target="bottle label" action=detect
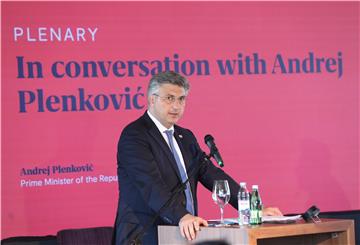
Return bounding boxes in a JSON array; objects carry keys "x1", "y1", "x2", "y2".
[
  {"x1": 238, "y1": 200, "x2": 250, "y2": 225},
  {"x1": 238, "y1": 200, "x2": 250, "y2": 209},
  {"x1": 258, "y1": 210, "x2": 263, "y2": 224},
  {"x1": 250, "y1": 210, "x2": 263, "y2": 225}
]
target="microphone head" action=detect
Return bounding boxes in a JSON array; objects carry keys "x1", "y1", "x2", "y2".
[{"x1": 204, "y1": 134, "x2": 214, "y2": 144}]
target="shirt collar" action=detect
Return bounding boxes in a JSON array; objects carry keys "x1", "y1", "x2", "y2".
[{"x1": 147, "y1": 110, "x2": 174, "y2": 134}]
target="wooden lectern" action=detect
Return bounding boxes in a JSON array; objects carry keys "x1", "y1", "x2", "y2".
[{"x1": 158, "y1": 219, "x2": 355, "y2": 245}]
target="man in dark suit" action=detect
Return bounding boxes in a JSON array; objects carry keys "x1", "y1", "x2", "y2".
[{"x1": 114, "y1": 71, "x2": 281, "y2": 244}]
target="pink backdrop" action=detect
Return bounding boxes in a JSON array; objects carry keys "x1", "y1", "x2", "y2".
[{"x1": 2, "y1": 2, "x2": 359, "y2": 239}]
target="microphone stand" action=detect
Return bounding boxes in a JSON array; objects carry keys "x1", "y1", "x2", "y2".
[{"x1": 130, "y1": 152, "x2": 216, "y2": 245}]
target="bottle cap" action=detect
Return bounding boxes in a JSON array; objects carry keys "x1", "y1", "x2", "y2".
[
  {"x1": 240, "y1": 182, "x2": 246, "y2": 186},
  {"x1": 252, "y1": 185, "x2": 258, "y2": 189}
]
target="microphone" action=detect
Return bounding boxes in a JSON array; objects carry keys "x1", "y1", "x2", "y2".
[{"x1": 204, "y1": 134, "x2": 224, "y2": 167}]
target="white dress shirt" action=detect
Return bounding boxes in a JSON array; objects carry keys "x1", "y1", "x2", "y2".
[{"x1": 147, "y1": 110, "x2": 189, "y2": 174}]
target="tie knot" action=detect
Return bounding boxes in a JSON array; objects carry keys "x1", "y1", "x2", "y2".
[{"x1": 165, "y1": 129, "x2": 174, "y2": 137}]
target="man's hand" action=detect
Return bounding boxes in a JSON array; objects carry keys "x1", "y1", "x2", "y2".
[
  {"x1": 178, "y1": 214, "x2": 208, "y2": 241},
  {"x1": 263, "y1": 207, "x2": 283, "y2": 216}
]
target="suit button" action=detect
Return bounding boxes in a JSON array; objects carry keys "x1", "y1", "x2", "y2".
[{"x1": 181, "y1": 200, "x2": 186, "y2": 206}]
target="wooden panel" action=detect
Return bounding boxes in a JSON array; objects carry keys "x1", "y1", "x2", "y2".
[
  {"x1": 158, "y1": 219, "x2": 355, "y2": 245},
  {"x1": 257, "y1": 232, "x2": 346, "y2": 245},
  {"x1": 158, "y1": 225, "x2": 248, "y2": 244}
]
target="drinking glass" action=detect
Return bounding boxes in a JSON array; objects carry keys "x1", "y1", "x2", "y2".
[{"x1": 212, "y1": 180, "x2": 230, "y2": 225}]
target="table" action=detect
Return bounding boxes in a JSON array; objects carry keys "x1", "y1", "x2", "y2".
[{"x1": 158, "y1": 219, "x2": 355, "y2": 245}]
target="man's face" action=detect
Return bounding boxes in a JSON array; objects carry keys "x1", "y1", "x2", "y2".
[{"x1": 149, "y1": 83, "x2": 186, "y2": 128}]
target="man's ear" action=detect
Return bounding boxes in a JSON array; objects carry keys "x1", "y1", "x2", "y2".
[{"x1": 149, "y1": 95, "x2": 155, "y2": 107}]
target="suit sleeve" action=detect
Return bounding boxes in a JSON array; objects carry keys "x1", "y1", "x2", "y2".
[
  {"x1": 117, "y1": 126, "x2": 188, "y2": 225},
  {"x1": 189, "y1": 132, "x2": 240, "y2": 210}
]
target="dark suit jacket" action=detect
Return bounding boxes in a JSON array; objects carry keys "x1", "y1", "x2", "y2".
[{"x1": 114, "y1": 112, "x2": 239, "y2": 244}]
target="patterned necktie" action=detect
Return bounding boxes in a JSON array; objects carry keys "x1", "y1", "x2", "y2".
[{"x1": 164, "y1": 129, "x2": 195, "y2": 215}]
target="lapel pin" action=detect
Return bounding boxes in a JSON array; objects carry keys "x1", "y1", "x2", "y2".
[{"x1": 179, "y1": 134, "x2": 183, "y2": 139}]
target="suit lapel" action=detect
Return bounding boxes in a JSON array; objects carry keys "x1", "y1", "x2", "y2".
[
  {"x1": 143, "y1": 113, "x2": 183, "y2": 181},
  {"x1": 174, "y1": 129, "x2": 191, "y2": 172},
  {"x1": 142, "y1": 113, "x2": 197, "y2": 211},
  {"x1": 174, "y1": 128, "x2": 197, "y2": 211}
]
